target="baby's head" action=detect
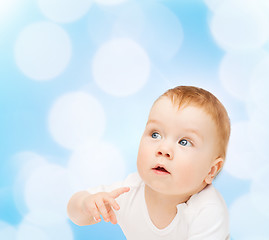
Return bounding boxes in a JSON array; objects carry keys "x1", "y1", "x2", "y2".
[{"x1": 137, "y1": 86, "x2": 230, "y2": 198}]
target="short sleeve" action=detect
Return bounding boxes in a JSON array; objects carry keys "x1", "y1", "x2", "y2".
[{"x1": 188, "y1": 203, "x2": 230, "y2": 240}]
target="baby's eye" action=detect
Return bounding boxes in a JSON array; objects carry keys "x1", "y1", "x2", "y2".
[
  {"x1": 152, "y1": 132, "x2": 161, "y2": 139},
  {"x1": 178, "y1": 139, "x2": 192, "y2": 147}
]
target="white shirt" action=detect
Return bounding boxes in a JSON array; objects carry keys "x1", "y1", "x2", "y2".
[{"x1": 88, "y1": 172, "x2": 230, "y2": 240}]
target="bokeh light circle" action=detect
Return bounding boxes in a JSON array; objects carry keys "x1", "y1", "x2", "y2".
[
  {"x1": 247, "y1": 113, "x2": 269, "y2": 160},
  {"x1": 141, "y1": 3, "x2": 184, "y2": 61},
  {"x1": 250, "y1": 165, "x2": 269, "y2": 218},
  {"x1": 24, "y1": 163, "x2": 72, "y2": 218},
  {"x1": 219, "y1": 50, "x2": 268, "y2": 101},
  {"x1": 14, "y1": 21, "x2": 71, "y2": 81},
  {"x1": 38, "y1": 0, "x2": 93, "y2": 23},
  {"x1": 17, "y1": 217, "x2": 73, "y2": 240},
  {"x1": 17, "y1": 222, "x2": 49, "y2": 240},
  {"x1": 224, "y1": 121, "x2": 260, "y2": 180},
  {"x1": 230, "y1": 194, "x2": 269, "y2": 239},
  {"x1": 210, "y1": 0, "x2": 269, "y2": 51},
  {"x1": 92, "y1": 38, "x2": 151, "y2": 97},
  {"x1": 94, "y1": 0, "x2": 128, "y2": 6},
  {"x1": 203, "y1": 0, "x2": 224, "y2": 12},
  {"x1": 246, "y1": 56, "x2": 269, "y2": 156},
  {"x1": 12, "y1": 152, "x2": 48, "y2": 216},
  {"x1": 258, "y1": 0, "x2": 269, "y2": 15},
  {"x1": 48, "y1": 92, "x2": 106, "y2": 150},
  {"x1": 68, "y1": 141, "x2": 127, "y2": 191},
  {"x1": 0, "y1": 222, "x2": 17, "y2": 239},
  {"x1": 249, "y1": 56, "x2": 269, "y2": 112},
  {"x1": 25, "y1": 209, "x2": 66, "y2": 226},
  {"x1": 112, "y1": 3, "x2": 145, "y2": 41}
]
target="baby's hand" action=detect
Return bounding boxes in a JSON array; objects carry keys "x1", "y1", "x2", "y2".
[{"x1": 82, "y1": 187, "x2": 130, "y2": 225}]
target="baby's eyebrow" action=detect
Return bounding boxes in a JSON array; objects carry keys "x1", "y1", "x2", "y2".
[{"x1": 146, "y1": 119, "x2": 160, "y2": 125}]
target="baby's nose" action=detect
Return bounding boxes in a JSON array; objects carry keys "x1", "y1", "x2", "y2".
[
  {"x1": 156, "y1": 146, "x2": 173, "y2": 160},
  {"x1": 157, "y1": 151, "x2": 171, "y2": 158}
]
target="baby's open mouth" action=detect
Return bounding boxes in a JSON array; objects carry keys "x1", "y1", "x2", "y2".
[{"x1": 152, "y1": 165, "x2": 170, "y2": 174}]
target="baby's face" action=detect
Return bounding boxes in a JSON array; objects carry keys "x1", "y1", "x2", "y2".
[{"x1": 137, "y1": 97, "x2": 220, "y2": 198}]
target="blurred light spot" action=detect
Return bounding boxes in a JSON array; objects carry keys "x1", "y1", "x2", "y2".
[
  {"x1": 24, "y1": 163, "x2": 72, "y2": 218},
  {"x1": 249, "y1": 56, "x2": 269, "y2": 113},
  {"x1": 14, "y1": 21, "x2": 71, "y2": 81},
  {"x1": 88, "y1": 3, "x2": 183, "y2": 62},
  {"x1": 17, "y1": 222, "x2": 49, "y2": 240},
  {"x1": 244, "y1": 237, "x2": 269, "y2": 240},
  {"x1": 92, "y1": 38, "x2": 150, "y2": 97},
  {"x1": 210, "y1": 0, "x2": 269, "y2": 51},
  {"x1": 87, "y1": 2, "x2": 144, "y2": 45},
  {"x1": 40, "y1": 220, "x2": 73, "y2": 240},
  {"x1": 203, "y1": 0, "x2": 224, "y2": 12},
  {"x1": 38, "y1": 0, "x2": 93, "y2": 23},
  {"x1": 247, "y1": 113, "x2": 269, "y2": 159},
  {"x1": 48, "y1": 92, "x2": 106, "y2": 150},
  {"x1": 0, "y1": 0, "x2": 15, "y2": 15},
  {"x1": 94, "y1": 0, "x2": 128, "y2": 6},
  {"x1": 229, "y1": 194, "x2": 269, "y2": 239},
  {"x1": 246, "y1": 56, "x2": 269, "y2": 156},
  {"x1": 0, "y1": 221, "x2": 17, "y2": 239},
  {"x1": 0, "y1": 0, "x2": 18, "y2": 24},
  {"x1": 68, "y1": 141, "x2": 127, "y2": 191},
  {"x1": 17, "y1": 218, "x2": 74, "y2": 240},
  {"x1": 25, "y1": 210, "x2": 65, "y2": 226},
  {"x1": 112, "y1": 3, "x2": 145, "y2": 40},
  {"x1": 219, "y1": 50, "x2": 268, "y2": 101},
  {"x1": 250, "y1": 165, "x2": 269, "y2": 218},
  {"x1": 224, "y1": 122, "x2": 262, "y2": 180},
  {"x1": 87, "y1": 7, "x2": 115, "y2": 45},
  {"x1": 258, "y1": 0, "x2": 269, "y2": 14},
  {"x1": 12, "y1": 152, "x2": 47, "y2": 216},
  {"x1": 141, "y1": 3, "x2": 184, "y2": 61}
]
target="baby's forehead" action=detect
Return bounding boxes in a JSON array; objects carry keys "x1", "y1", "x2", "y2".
[
  {"x1": 152, "y1": 97, "x2": 208, "y2": 115},
  {"x1": 149, "y1": 99, "x2": 217, "y2": 129}
]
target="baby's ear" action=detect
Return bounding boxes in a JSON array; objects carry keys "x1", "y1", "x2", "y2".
[{"x1": 205, "y1": 157, "x2": 224, "y2": 184}]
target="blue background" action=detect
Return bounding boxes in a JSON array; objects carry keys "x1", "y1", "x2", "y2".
[{"x1": 1, "y1": 0, "x2": 269, "y2": 239}]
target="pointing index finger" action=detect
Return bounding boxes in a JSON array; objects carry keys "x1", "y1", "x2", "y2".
[{"x1": 110, "y1": 187, "x2": 130, "y2": 199}]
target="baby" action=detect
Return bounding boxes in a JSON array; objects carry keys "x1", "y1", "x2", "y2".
[{"x1": 67, "y1": 86, "x2": 231, "y2": 240}]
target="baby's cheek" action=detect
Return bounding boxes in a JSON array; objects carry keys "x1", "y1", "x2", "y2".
[
  {"x1": 174, "y1": 164, "x2": 198, "y2": 187},
  {"x1": 137, "y1": 139, "x2": 151, "y2": 161},
  {"x1": 137, "y1": 148, "x2": 148, "y2": 172}
]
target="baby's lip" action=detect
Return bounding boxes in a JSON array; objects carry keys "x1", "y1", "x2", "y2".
[{"x1": 152, "y1": 164, "x2": 170, "y2": 174}]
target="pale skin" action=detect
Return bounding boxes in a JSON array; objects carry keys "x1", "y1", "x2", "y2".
[
  {"x1": 67, "y1": 96, "x2": 223, "y2": 228},
  {"x1": 67, "y1": 187, "x2": 130, "y2": 226}
]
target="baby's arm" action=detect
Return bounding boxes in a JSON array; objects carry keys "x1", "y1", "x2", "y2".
[{"x1": 67, "y1": 187, "x2": 130, "y2": 226}]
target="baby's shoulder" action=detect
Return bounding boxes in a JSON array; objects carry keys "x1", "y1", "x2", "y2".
[
  {"x1": 184, "y1": 185, "x2": 230, "y2": 237},
  {"x1": 187, "y1": 184, "x2": 228, "y2": 212}
]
